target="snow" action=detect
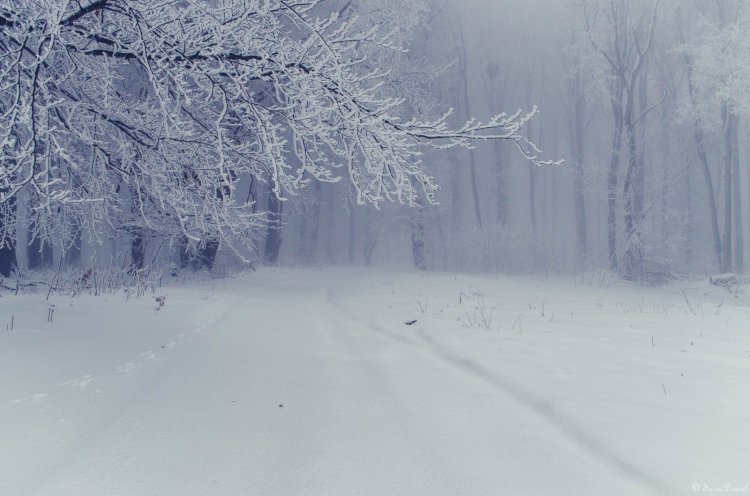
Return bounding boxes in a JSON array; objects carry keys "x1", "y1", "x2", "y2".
[{"x1": 1, "y1": 268, "x2": 748, "y2": 495}]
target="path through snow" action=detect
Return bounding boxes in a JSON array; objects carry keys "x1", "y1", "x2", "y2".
[{"x1": 1, "y1": 269, "x2": 748, "y2": 495}]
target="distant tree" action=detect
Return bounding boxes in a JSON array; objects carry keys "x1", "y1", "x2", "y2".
[
  {"x1": 680, "y1": 4, "x2": 749, "y2": 273},
  {"x1": 563, "y1": 33, "x2": 591, "y2": 268},
  {"x1": 583, "y1": 0, "x2": 660, "y2": 281}
]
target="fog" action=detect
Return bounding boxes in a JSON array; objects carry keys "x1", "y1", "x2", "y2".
[
  {"x1": 2, "y1": 0, "x2": 749, "y2": 283},
  {"x1": 271, "y1": 0, "x2": 750, "y2": 280}
]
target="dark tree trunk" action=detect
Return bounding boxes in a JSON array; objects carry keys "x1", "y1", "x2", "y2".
[
  {"x1": 693, "y1": 126, "x2": 723, "y2": 271},
  {"x1": 264, "y1": 187, "x2": 283, "y2": 265},
  {"x1": 177, "y1": 235, "x2": 191, "y2": 269},
  {"x1": 635, "y1": 67, "x2": 648, "y2": 221},
  {"x1": 129, "y1": 183, "x2": 146, "y2": 273},
  {"x1": 299, "y1": 180, "x2": 321, "y2": 265},
  {"x1": 0, "y1": 242, "x2": 15, "y2": 277},
  {"x1": 456, "y1": 21, "x2": 482, "y2": 230},
  {"x1": 347, "y1": 205, "x2": 356, "y2": 264},
  {"x1": 481, "y1": 61, "x2": 511, "y2": 226},
  {"x1": 131, "y1": 234, "x2": 146, "y2": 272},
  {"x1": 363, "y1": 239, "x2": 377, "y2": 267},
  {"x1": 363, "y1": 206, "x2": 377, "y2": 267},
  {"x1": 197, "y1": 171, "x2": 237, "y2": 270},
  {"x1": 570, "y1": 76, "x2": 587, "y2": 267},
  {"x1": 685, "y1": 154, "x2": 693, "y2": 270},
  {"x1": 323, "y1": 185, "x2": 336, "y2": 263},
  {"x1": 493, "y1": 141, "x2": 510, "y2": 226},
  {"x1": 607, "y1": 110, "x2": 623, "y2": 271},
  {"x1": 747, "y1": 123, "x2": 750, "y2": 274},
  {"x1": 199, "y1": 239, "x2": 220, "y2": 270},
  {"x1": 731, "y1": 116, "x2": 743, "y2": 272},
  {"x1": 529, "y1": 166, "x2": 537, "y2": 232},
  {"x1": 448, "y1": 150, "x2": 463, "y2": 232},
  {"x1": 622, "y1": 84, "x2": 645, "y2": 280},
  {"x1": 525, "y1": 79, "x2": 541, "y2": 234},
  {"x1": 680, "y1": 32, "x2": 723, "y2": 271},
  {"x1": 0, "y1": 197, "x2": 17, "y2": 277},
  {"x1": 721, "y1": 106, "x2": 735, "y2": 272},
  {"x1": 411, "y1": 209, "x2": 426, "y2": 271},
  {"x1": 659, "y1": 100, "x2": 671, "y2": 251}
]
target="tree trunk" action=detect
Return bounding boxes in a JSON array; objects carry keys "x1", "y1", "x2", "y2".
[
  {"x1": 197, "y1": 173, "x2": 235, "y2": 270},
  {"x1": 199, "y1": 239, "x2": 220, "y2": 270},
  {"x1": 747, "y1": 123, "x2": 750, "y2": 273},
  {"x1": 685, "y1": 153, "x2": 693, "y2": 270},
  {"x1": 659, "y1": 104, "x2": 670, "y2": 251},
  {"x1": 299, "y1": 180, "x2": 321, "y2": 266},
  {"x1": 622, "y1": 87, "x2": 645, "y2": 280},
  {"x1": 347, "y1": 204, "x2": 356, "y2": 264},
  {"x1": 570, "y1": 68, "x2": 587, "y2": 267},
  {"x1": 607, "y1": 114, "x2": 623, "y2": 271},
  {"x1": 177, "y1": 235, "x2": 191, "y2": 269},
  {"x1": 635, "y1": 67, "x2": 648, "y2": 221},
  {"x1": 493, "y1": 141, "x2": 510, "y2": 226},
  {"x1": 692, "y1": 126, "x2": 723, "y2": 271},
  {"x1": 525, "y1": 79, "x2": 542, "y2": 234},
  {"x1": 481, "y1": 62, "x2": 510, "y2": 226},
  {"x1": 129, "y1": 183, "x2": 147, "y2": 273},
  {"x1": 324, "y1": 185, "x2": 336, "y2": 263},
  {"x1": 527, "y1": 165, "x2": 536, "y2": 232},
  {"x1": 363, "y1": 240, "x2": 377, "y2": 266},
  {"x1": 680, "y1": 41, "x2": 722, "y2": 271},
  {"x1": 456, "y1": 22, "x2": 482, "y2": 229},
  {"x1": 447, "y1": 150, "x2": 463, "y2": 233},
  {"x1": 264, "y1": 187, "x2": 283, "y2": 265},
  {"x1": 731, "y1": 116, "x2": 743, "y2": 272},
  {"x1": 722, "y1": 106, "x2": 735, "y2": 272},
  {"x1": 131, "y1": 234, "x2": 145, "y2": 272},
  {"x1": 411, "y1": 208, "x2": 426, "y2": 271},
  {"x1": 0, "y1": 197, "x2": 18, "y2": 277}
]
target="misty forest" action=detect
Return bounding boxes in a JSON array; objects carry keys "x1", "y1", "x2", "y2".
[{"x1": 1, "y1": 1, "x2": 749, "y2": 495}]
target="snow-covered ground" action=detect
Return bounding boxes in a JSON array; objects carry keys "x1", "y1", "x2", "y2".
[{"x1": 1, "y1": 268, "x2": 748, "y2": 496}]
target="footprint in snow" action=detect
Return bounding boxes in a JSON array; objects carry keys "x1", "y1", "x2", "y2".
[
  {"x1": 138, "y1": 351, "x2": 157, "y2": 360},
  {"x1": 116, "y1": 362, "x2": 136, "y2": 374},
  {"x1": 61, "y1": 375, "x2": 93, "y2": 389},
  {"x1": 10, "y1": 393, "x2": 48, "y2": 405}
]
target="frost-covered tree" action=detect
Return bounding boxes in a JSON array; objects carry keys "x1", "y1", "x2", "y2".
[
  {"x1": 581, "y1": 0, "x2": 661, "y2": 281},
  {"x1": 680, "y1": 3, "x2": 749, "y2": 273},
  {"x1": 0, "y1": 0, "x2": 551, "y2": 275}
]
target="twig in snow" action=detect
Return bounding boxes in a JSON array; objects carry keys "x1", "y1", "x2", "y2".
[{"x1": 681, "y1": 290, "x2": 695, "y2": 315}]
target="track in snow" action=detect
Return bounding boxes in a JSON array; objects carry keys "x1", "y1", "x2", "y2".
[{"x1": 3, "y1": 269, "x2": 747, "y2": 495}]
